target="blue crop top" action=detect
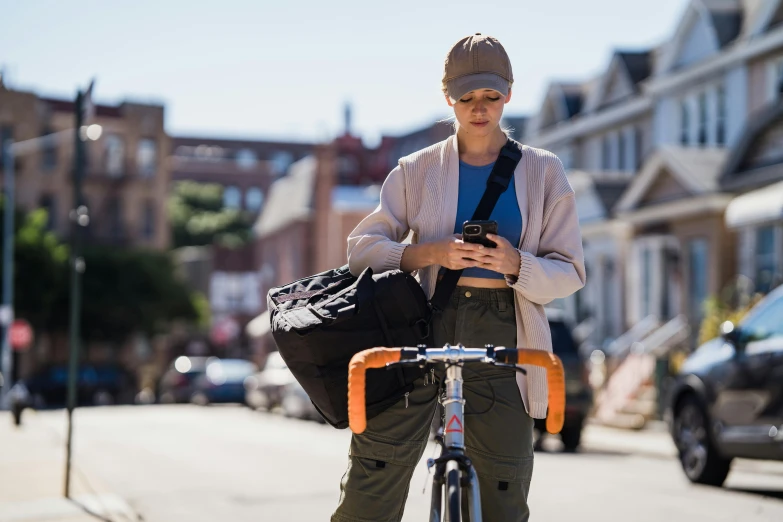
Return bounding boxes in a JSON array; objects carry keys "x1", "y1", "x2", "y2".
[{"x1": 453, "y1": 160, "x2": 523, "y2": 279}]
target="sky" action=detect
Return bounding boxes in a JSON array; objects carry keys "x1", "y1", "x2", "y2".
[{"x1": 1, "y1": 0, "x2": 689, "y2": 146}]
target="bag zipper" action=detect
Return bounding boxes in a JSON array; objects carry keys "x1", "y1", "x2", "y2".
[{"x1": 404, "y1": 392, "x2": 409, "y2": 408}]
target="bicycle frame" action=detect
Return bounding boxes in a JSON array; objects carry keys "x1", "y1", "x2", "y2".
[{"x1": 347, "y1": 343, "x2": 565, "y2": 522}]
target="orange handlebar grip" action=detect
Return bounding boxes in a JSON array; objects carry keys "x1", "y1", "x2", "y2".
[
  {"x1": 348, "y1": 348, "x2": 402, "y2": 434},
  {"x1": 516, "y1": 349, "x2": 566, "y2": 434}
]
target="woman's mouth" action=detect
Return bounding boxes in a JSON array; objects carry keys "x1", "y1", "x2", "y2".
[{"x1": 470, "y1": 121, "x2": 489, "y2": 128}]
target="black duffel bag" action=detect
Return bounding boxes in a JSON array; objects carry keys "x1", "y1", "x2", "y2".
[{"x1": 267, "y1": 265, "x2": 431, "y2": 429}]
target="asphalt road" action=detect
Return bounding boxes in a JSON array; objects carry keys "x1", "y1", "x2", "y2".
[{"x1": 25, "y1": 405, "x2": 783, "y2": 522}]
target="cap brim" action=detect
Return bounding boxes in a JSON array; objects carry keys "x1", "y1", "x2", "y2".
[{"x1": 446, "y1": 73, "x2": 509, "y2": 101}]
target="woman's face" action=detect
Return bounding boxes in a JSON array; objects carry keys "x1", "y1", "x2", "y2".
[{"x1": 446, "y1": 88, "x2": 512, "y2": 137}]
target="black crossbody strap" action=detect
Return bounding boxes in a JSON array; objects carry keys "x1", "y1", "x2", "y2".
[{"x1": 429, "y1": 138, "x2": 523, "y2": 313}]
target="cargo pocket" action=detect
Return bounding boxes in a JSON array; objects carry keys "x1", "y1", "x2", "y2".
[
  {"x1": 334, "y1": 434, "x2": 427, "y2": 522},
  {"x1": 463, "y1": 446, "x2": 534, "y2": 522}
]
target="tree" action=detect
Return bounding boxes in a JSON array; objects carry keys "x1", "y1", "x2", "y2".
[
  {"x1": 1, "y1": 202, "x2": 203, "y2": 344},
  {"x1": 169, "y1": 181, "x2": 254, "y2": 249}
]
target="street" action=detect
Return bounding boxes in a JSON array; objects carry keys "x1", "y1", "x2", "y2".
[{"x1": 3, "y1": 405, "x2": 783, "y2": 522}]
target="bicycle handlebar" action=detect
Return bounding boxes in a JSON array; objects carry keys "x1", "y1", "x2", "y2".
[{"x1": 347, "y1": 346, "x2": 566, "y2": 435}]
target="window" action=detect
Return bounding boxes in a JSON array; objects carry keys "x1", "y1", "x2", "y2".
[
  {"x1": 236, "y1": 149, "x2": 257, "y2": 170},
  {"x1": 642, "y1": 248, "x2": 652, "y2": 318},
  {"x1": 0, "y1": 126, "x2": 12, "y2": 170},
  {"x1": 270, "y1": 151, "x2": 293, "y2": 177},
  {"x1": 39, "y1": 195, "x2": 57, "y2": 230},
  {"x1": 680, "y1": 101, "x2": 690, "y2": 146},
  {"x1": 716, "y1": 84, "x2": 726, "y2": 146},
  {"x1": 104, "y1": 134, "x2": 124, "y2": 177},
  {"x1": 602, "y1": 135, "x2": 611, "y2": 170},
  {"x1": 635, "y1": 127, "x2": 643, "y2": 169},
  {"x1": 223, "y1": 186, "x2": 241, "y2": 209},
  {"x1": 41, "y1": 127, "x2": 57, "y2": 171},
  {"x1": 755, "y1": 225, "x2": 776, "y2": 294},
  {"x1": 697, "y1": 92, "x2": 708, "y2": 146},
  {"x1": 245, "y1": 187, "x2": 263, "y2": 212},
  {"x1": 618, "y1": 131, "x2": 626, "y2": 171},
  {"x1": 688, "y1": 238, "x2": 709, "y2": 322},
  {"x1": 142, "y1": 200, "x2": 155, "y2": 240},
  {"x1": 108, "y1": 197, "x2": 124, "y2": 241},
  {"x1": 137, "y1": 139, "x2": 157, "y2": 177},
  {"x1": 741, "y1": 293, "x2": 783, "y2": 342}
]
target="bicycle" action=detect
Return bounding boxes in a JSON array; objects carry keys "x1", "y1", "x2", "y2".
[{"x1": 347, "y1": 344, "x2": 566, "y2": 522}]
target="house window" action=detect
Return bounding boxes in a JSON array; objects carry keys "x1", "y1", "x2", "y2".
[
  {"x1": 245, "y1": 187, "x2": 263, "y2": 212},
  {"x1": 137, "y1": 138, "x2": 157, "y2": 177},
  {"x1": 142, "y1": 200, "x2": 155, "y2": 240},
  {"x1": 236, "y1": 149, "x2": 257, "y2": 170},
  {"x1": 618, "y1": 131, "x2": 626, "y2": 171},
  {"x1": 688, "y1": 238, "x2": 709, "y2": 322},
  {"x1": 755, "y1": 225, "x2": 776, "y2": 294},
  {"x1": 602, "y1": 135, "x2": 611, "y2": 170},
  {"x1": 716, "y1": 84, "x2": 726, "y2": 146},
  {"x1": 642, "y1": 248, "x2": 652, "y2": 318},
  {"x1": 635, "y1": 127, "x2": 643, "y2": 169},
  {"x1": 108, "y1": 197, "x2": 124, "y2": 241},
  {"x1": 41, "y1": 127, "x2": 57, "y2": 171},
  {"x1": 698, "y1": 92, "x2": 708, "y2": 146},
  {"x1": 0, "y1": 126, "x2": 12, "y2": 170},
  {"x1": 104, "y1": 134, "x2": 124, "y2": 177},
  {"x1": 223, "y1": 186, "x2": 241, "y2": 209},
  {"x1": 680, "y1": 101, "x2": 690, "y2": 146},
  {"x1": 271, "y1": 151, "x2": 293, "y2": 177},
  {"x1": 39, "y1": 195, "x2": 57, "y2": 231}
]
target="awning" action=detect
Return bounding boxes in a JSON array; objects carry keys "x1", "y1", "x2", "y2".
[
  {"x1": 725, "y1": 180, "x2": 783, "y2": 228},
  {"x1": 246, "y1": 311, "x2": 271, "y2": 338}
]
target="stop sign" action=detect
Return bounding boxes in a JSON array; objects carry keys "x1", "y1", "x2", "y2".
[{"x1": 10, "y1": 319, "x2": 33, "y2": 351}]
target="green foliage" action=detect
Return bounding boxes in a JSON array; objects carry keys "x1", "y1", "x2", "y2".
[
  {"x1": 169, "y1": 181, "x2": 254, "y2": 248},
  {"x1": 0, "y1": 200, "x2": 201, "y2": 343},
  {"x1": 697, "y1": 279, "x2": 763, "y2": 346}
]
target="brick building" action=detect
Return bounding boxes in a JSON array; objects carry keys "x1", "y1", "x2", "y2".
[{"x1": 0, "y1": 79, "x2": 171, "y2": 250}]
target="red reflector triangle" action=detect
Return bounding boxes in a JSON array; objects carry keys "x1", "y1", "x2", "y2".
[{"x1": 445, "y1": 414, "x2": 463, "y2": 433}]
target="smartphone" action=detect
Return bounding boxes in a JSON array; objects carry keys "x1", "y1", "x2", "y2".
[{"x1": 462, "y1": 220, "x2": 498, "y2": 248}]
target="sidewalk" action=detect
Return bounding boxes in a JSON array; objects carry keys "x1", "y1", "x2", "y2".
[{"x1": 0, "y1": 410, "x2": 138, "y2": 522}]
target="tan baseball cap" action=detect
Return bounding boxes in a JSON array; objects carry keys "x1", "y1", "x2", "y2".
[{"x1": 443, "y1": 33, "x2": 513, "y2": 101}]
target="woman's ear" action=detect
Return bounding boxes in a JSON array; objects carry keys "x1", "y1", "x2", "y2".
[
  {"x1": 505, "y1": 88, "x2": 513, "y2": 104},
  {"x1": 445, "y1": 94, "x2": 455, "y2": 107}
]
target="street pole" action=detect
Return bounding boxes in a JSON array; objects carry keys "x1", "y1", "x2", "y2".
[
  {"x1": 0, "y1": 138, "x2": 15, "y2": 410},
  {"x1": 64, "y1": 90, "x2": 86, "y2": 498}
]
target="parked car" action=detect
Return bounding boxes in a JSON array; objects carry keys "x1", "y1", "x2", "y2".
[
  {"x1": 158, "y1": 356, "x2": 212, "y2": 404},
  {"x1": 534, "y1": 309, "x2": 593, "y2": 451},
  {"x1": 190, "y1": 358, "x2": 258, "y2": 406},
  {"x1": 667, "y1": 284, "x2": 783, "y2": 486},
  {"x1": 245, "y1": 351, "x2": 323, "y2": 422},
  {"x1": 22, "y1": 364, "x2": 137, "y2": 408},
  {"x1": 245, "y1": 352, "x2": 296, "y2": 410}
]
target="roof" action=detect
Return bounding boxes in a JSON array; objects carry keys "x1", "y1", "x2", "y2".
[
  {"x1": 40, "y1": 97, "x2": 123, "y2": 118},
  {"x1": 721, "y1": 97, "x2": 783, "y2": 190},
  {"x1": 593, "y1": 180, "x2": 632, "y2": 213},
  {"x1": 709, "y1": 9, "x2": 743, "y2": 47},
  {"x1": 560, "y1": 84, "x2": 585, "y2": 118},
  {"x1": 253, "y1": 156, "x2": 317, "y2": 239},
  {"x1": 616, "y1": 146, "x2": 729, "y2": 212},
  {"x1": 617, "y1": 51, "x2": 653, "y2": 86}
]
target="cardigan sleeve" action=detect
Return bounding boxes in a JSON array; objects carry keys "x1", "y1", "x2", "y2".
[
  {"x1": 346, "y1": 165, "x2": 410, "y2": 276},
  {"x1": 505, "y1": 158, "x2": 586, "y2": 304}
]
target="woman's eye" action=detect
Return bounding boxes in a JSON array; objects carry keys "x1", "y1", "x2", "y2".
[
  {"x1": 459, "y1": 98, "x2": 473, "y2": 103},
  {"x1": 487, "y1": 97, "x2": 501, "y2": 102}
]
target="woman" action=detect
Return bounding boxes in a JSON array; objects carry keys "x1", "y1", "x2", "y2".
[{"x1": 332, "y1": 34, "x2": 586, "y2": 522}]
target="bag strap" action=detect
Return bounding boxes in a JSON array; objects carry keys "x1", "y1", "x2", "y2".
[{"x1": 429, "y1": 138, "x2": 523, "y2": 312}]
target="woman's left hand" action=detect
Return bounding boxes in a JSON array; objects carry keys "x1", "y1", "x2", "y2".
[{"x1": 479, "y1": 234, "x2": 521, "y2": 277}]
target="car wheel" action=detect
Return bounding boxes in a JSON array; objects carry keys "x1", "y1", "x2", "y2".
[
  {"x1": 191, "y1": 392, "x2": 210, "y2": 406},
  {"x1": 674, "y1": 395, "x2": 732, "y2": 486},
  {"x1": 560, "y1": 425, "x2": 582, "y2": 452}
]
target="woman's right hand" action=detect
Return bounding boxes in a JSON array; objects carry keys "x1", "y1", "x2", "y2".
[{"x1": 430, "y1": 234, "x2": 489, "y2": 270}]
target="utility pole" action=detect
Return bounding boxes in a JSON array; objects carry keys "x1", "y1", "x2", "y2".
[
  {"x1": 64, "y1": 86, "x2": 91, "y2": 498},
  {"x1": 0, "y1": 137, "x2": 15, "y2": 409}
]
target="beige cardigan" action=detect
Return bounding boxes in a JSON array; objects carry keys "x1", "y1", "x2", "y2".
[{"x1": 346, "y1": 135, "x2": 586, "y2": 419}]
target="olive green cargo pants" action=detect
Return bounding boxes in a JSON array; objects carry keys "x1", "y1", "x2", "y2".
[{"x1": 331, "y1": 287, "x2": 534, "y2": 522}]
